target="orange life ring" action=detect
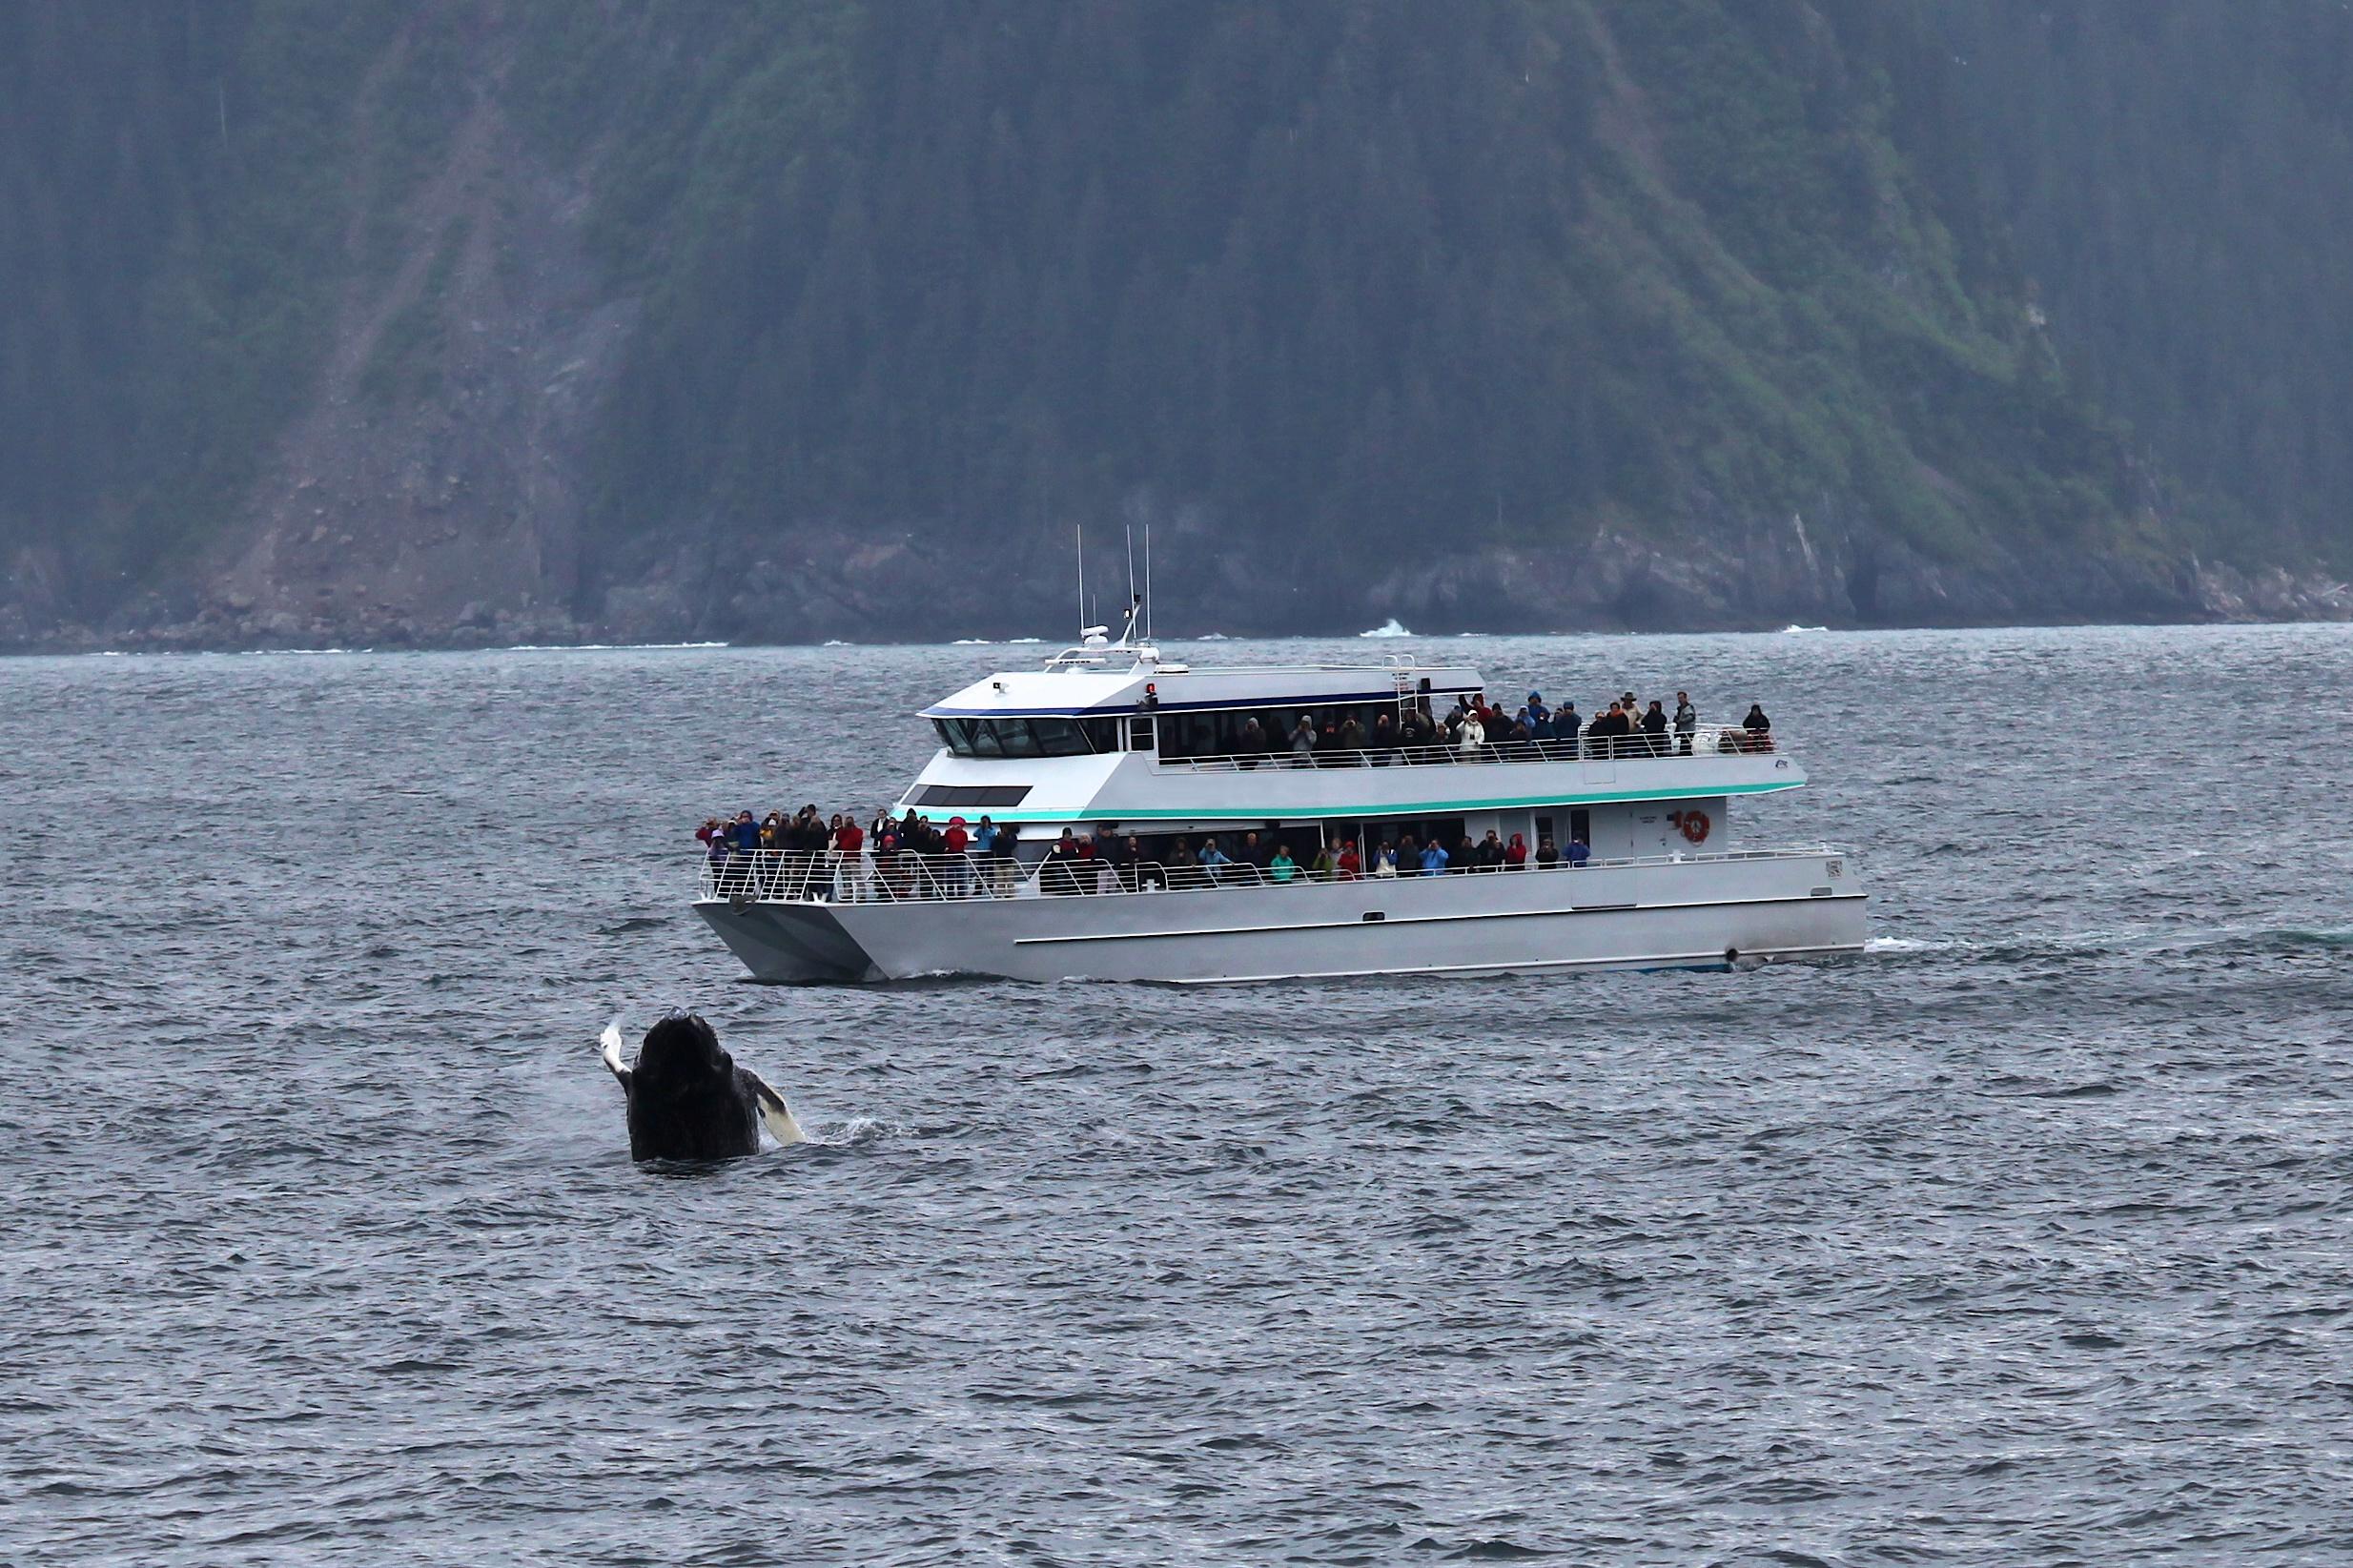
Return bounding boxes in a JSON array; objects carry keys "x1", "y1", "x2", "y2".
[{"x1": 1674, "y1": 809, "x2": 1711, "y2": 845}]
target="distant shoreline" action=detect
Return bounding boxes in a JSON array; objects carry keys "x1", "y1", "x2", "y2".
[{"x1": 10, "y1": 614, "x2": 2350, "y2": 660}]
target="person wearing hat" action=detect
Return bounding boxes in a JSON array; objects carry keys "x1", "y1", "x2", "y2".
[
  {"x1": 1456, "y1": 703, "x2": 1486, "y2": 759},
  {"x1": 1289, "y1": 713, "x2": 1318, "y2": 764},
  {"x1": 706, "y1": 824, "x2": 734, "y2": 893}
]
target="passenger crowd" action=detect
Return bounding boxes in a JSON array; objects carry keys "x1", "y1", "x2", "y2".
[
  {"x1": 698, "y1": 805, "x2": 1027, "y2": 901},
  {"x1": 695, "y1": 692, "x2": 1774, "y2": 902},
  {"x1": 695, "y1": 806, "x2": 1623, "y2": 902},
  {"x1": 1224, "y1": 690, "x2": 1772, "y2": 764},
  {"x1": 1023, "y1": 823, "x2": 1594, "y2": 896}
]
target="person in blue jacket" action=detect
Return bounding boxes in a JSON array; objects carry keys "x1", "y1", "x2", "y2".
[{"x1": 1419, "y1": 840, "x2": 1449, "y2": 876}]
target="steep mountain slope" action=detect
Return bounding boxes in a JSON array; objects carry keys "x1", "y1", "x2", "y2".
[
  {"x1": 1934, "y1": 0, "x2": 2353, "y2": 579},
  {"x1": 1, "y1": 0, "x2": 2344, "y2": 649}
]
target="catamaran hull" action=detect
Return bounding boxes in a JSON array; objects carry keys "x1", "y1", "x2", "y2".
[{"x1": 694, "y1": 852, "x2": 1865, "y2": 984}]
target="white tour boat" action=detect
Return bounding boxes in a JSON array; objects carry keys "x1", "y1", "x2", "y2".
[{"x1": 693, "y1": 621, "x2": 1867, "y2": 983}]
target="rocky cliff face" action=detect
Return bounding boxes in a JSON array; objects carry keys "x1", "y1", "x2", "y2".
[
  {"x1": 104, "y1": 21, "x2": 637, "y2": 651},
  {"x1": 5, "y1": 1, "x2": 2349, "y2": 652}
]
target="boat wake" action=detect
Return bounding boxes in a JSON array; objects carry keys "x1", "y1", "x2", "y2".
[
  {"x1": 1865, "y1": 925, "x2": 2353, "y2": 965},
  {"x1": 1864, "y1": 935, "x2": 1979, "y2": 954}
]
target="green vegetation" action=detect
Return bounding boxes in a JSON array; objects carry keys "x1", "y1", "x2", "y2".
[
  {"x1": 4, "y1": 0, "x2": 2347, "y2": 631},
  {"x1": 1934, "y1": 0, "x2": 2353, "y2": 565},
  {"x1": 0, "y1": 0, "x2": 396, "y2": 596},
  {"x1": 503, "y1": 0, "x2": 2157, "y2": 579}
]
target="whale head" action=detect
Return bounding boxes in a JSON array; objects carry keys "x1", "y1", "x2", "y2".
[
  {"x1": 635, "y1": 1010, "x2": 732, "y2": 1086},
  {"x1": 600, "y1": 1011, "x2": 803, "y2": 1160}
]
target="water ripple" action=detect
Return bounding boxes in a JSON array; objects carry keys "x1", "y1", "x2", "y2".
[{"x1": 2, "y1": 625, "x2": 2349, "y2": 1563}]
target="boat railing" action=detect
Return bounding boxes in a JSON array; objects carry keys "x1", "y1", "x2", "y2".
[
  {"x1": 693, "y1": 844, "x2": 1834, "y2": 906},
  {"x1": 1158, "y1": 723, "x2": 1772, "y2": 772}
]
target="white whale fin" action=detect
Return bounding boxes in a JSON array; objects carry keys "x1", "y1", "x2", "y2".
[
  {"x1": 743, "y1": 1069, "x2": 808, "y2": 1147},
  {"x1": 599, "y1": 1017, "x2": 631, "y2": 1090}
]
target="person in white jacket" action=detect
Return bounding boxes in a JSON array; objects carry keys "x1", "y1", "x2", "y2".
[{"x1": 1457, "y1": 709, "x2": 1485, "y2": 758}]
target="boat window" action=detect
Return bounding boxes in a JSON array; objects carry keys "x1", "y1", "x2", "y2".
[
  {"x1": 914, "y1": 784, "x2": 1033, "y2": 808},
  {"x1": 1149, "y1": 699, "x2": 1418, "y2": 760},
  {"x1": 937, "y1": 717, "x2": 1115, "y2": 758},
  {"x1": 1026, "y1": 717, "x2": 1091, "y2": 757}
]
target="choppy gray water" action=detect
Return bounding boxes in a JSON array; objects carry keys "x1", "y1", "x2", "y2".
[{"x1": 4, "y1": 624, "x2": 2350, "y2": 1565}]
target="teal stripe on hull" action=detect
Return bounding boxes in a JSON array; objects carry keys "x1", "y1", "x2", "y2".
[{"x1": 902, "y1": 777, "x2": 1801, "y2": 824}]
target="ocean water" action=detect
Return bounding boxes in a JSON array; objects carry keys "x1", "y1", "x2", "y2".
[{"x1": 4, "y1": 623, "x2": 2350, "y2": 1565}]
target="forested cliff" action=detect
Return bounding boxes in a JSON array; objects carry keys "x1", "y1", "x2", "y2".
[{"x1": 4, "y1": 0, "x2": 2348, "y2": 649}]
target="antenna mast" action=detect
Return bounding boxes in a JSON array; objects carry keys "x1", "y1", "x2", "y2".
[
  {"x1": 1122, "y1": 524, "x2": 1138, "y2": 646},
  {"x1": 1142, "y1": 520, "x2": 1153, "y2": 641},
  {"x1": 1075, "y1": 525, "x2": 1085, "y2": 640}
]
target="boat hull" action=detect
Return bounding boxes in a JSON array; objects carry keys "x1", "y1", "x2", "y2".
[{"x1": 694, "y1": 852, "x2": 1865, "y2": 984}]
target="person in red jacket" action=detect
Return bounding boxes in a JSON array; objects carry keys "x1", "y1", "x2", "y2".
[
  {"x1": 833, "y1": 814, "x2": 865, "y2": 900},
  {"x1": 942, "y1": 815, "x2": 972, "y2": 894}
]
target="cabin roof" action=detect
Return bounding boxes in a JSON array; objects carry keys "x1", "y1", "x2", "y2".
[{"x1": 921, "y1": 661, "x2": 1486, "y2": 719}]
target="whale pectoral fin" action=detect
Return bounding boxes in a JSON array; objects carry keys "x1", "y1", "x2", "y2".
[
  {"x1": 741, "y1": 1069, "x2": 808, "y2": 1147},
  {"x1": 599, "y1": 1018, "x2": 632, "y2": 1094}
]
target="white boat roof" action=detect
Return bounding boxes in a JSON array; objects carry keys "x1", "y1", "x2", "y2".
[{"x1": 922, "y1": 654, "x2": 1486, "y2": 718}]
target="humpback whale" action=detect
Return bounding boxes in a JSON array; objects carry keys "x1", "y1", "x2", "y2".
[{"x1": 600, "y1": 1012, "x2": 806, "y2": 1160}]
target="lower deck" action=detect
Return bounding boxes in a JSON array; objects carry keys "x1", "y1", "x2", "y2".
[{"x1": 694, "y1": 846, "x2": 1866, "y2": 984}]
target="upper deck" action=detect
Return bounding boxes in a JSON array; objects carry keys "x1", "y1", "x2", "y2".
[{"x1": 896, "y1": 646, "x2": 1800, "y2": 828}]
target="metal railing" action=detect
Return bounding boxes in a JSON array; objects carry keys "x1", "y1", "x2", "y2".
[
  {"x1": 1157, "y1": 723, "x2": 1772, "y2": 772},
  {"x1": 693, "y1": 843, "x2": 1831, "y2": 906}
]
